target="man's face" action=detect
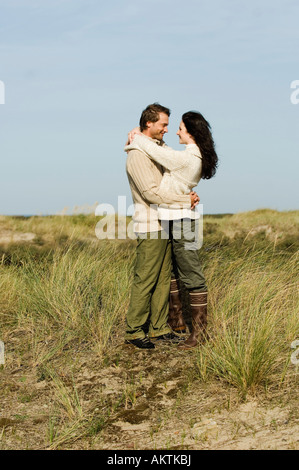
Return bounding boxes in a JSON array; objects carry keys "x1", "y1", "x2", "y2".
[{"x1": 146, "y1": 112, "x2": 169, "y2": 140}]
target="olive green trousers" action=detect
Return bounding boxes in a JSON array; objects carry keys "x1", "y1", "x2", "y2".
[{"x1": 125, "y1": 231, "x2": 172, "y2": 340}]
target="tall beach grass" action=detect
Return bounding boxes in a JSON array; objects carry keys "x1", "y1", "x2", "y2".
[
  {"x1": 0, "y1": 209, "x2": 298, "y2": 447},
  {"x1": 194, "y1": 244, "x2": 299, "y2": 397}
]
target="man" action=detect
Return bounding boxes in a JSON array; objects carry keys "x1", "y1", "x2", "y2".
[{"x1": 125, "y1": 103, "x2": 199, "y2": 349}]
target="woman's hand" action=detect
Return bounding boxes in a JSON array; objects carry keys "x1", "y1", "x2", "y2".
[
  {"x1": 128, "y1": 126, "x2": 142, "y2": 144},
  {"x1": 190, "y1": 191, "x2": 200, "y2": 209}
]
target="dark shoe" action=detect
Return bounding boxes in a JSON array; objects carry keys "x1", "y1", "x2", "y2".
[
  {"x1": 151, "y1": 332, "x2": 184, "y2": 343},
  {"x1": 125, "y1": 337, "x2": 155, "y2": 349}
]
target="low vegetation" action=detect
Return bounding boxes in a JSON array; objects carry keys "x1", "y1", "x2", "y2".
[{"x1": 0, "y1": 209, "x2": 298, "y2": 449}]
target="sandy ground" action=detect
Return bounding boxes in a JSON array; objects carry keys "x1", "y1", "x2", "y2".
[{"x1": 0, "y1": 337, "x2": 298, "y2": 450}]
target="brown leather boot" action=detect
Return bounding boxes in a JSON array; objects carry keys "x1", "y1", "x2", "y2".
[
  {"x1": 168, "y1": 278, "x2": 187, "y2": 334},
  {"x1": 178, "y1": 291, "x2": 208, "y2": 350}
]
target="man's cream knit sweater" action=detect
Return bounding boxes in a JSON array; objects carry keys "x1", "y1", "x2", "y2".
[{"x1": 126, "y1": 136, "x2": 192, "y2": 233}]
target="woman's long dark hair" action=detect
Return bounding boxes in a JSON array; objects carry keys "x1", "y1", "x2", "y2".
[{"x1": 182, "y1": 111, "x2": 218, "y2": 179}]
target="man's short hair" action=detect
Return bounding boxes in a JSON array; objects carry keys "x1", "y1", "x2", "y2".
[{"x1": 139, "y1": 103, "x2": 171, "y2": 132}]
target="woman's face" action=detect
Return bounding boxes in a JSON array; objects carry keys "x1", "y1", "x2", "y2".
[{"x1": 176, "y1": 120, "x2": 195, "y2": 145}]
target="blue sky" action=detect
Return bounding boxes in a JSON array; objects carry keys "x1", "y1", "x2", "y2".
[{"x1": 0, "y1": 0, "x2": 298, "y2": 215}]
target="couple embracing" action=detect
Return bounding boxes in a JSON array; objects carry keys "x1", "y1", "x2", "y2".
[{"x1": 124, "y1": 103, "x2": 218, "y2": 350}]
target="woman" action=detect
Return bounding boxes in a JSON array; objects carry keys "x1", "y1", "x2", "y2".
[{"x1": 125, "y1": 111, "x2": 218, "y2": 349}]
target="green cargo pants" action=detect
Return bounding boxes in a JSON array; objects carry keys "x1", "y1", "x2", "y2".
[{"x1": 125, "y1": 230, "x2": 172, "y2": 340}]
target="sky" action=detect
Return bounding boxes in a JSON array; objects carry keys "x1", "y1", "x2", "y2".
[{"x1": 0, "y1": 0, "x2": 298, "y2": 216}]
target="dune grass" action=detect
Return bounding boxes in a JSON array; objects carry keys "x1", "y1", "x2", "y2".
[
  {"x1": 1, "y1": 210, "x2": 298, "y2": 380},
  {"x1": 0, "y1": 209, "x2": 298, "y2": 447},
  {"x1": 194, "y1": 247, "x2": 299, "y2": 397},
  {"x1": 0, "y1": 241, "x2": 134, "y2": 362}
]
